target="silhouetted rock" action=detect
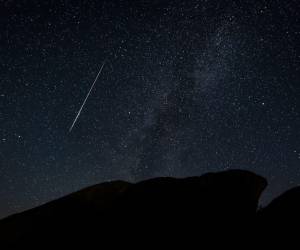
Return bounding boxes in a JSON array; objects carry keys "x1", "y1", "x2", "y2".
[
  {"x1": 117, "y1": 170, "x2": 266, "y2": 225},
  {"x1": 257, "y1": 185, "x2": 300, "y2": 240},
  {"x1": 3, "y1": 169, "x2": 299, "y2": 246},
  {"x1": 0, "y1": 180, "x2": 131, "y2": 246}
]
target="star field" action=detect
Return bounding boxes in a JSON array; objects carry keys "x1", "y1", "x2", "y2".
[{"x1": 0, "y1": 0, "x2": 299, "y2": 218}]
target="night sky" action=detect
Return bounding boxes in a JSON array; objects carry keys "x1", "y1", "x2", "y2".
[{"x1": 0, "y1": 0, "x2": 299, "y2": 218}]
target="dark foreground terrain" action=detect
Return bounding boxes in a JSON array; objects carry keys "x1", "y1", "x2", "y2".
[{"x1": 1, "y1": 169, "x2": 299, "y2": 247}]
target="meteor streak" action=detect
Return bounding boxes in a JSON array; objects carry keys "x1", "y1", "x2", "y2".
[{"x1": 69, "y1": 61, "x2": 106, "y2": 133}]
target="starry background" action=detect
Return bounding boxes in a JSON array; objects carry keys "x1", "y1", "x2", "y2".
[{"x1": 0, "y1": 0, "x2": 299, "y2": 218}]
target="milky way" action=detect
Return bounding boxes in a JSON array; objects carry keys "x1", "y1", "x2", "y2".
[{"x1": 0, "y1": 0, "x2": 299, "y2": 218}]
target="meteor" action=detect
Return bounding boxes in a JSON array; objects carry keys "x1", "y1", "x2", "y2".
[{"x1": 69, "y1": 61, "x2": 106, "y2": 133}]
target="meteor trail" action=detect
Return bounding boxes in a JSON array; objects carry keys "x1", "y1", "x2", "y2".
[{"x1": 69, "y1": 61, "x2": 106, "y2": 133}]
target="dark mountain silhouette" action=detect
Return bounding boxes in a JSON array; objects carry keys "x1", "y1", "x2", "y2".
[
  {"x1": 257, "y1": 186, "x2": 300, "y2": 241},
  {"x1": 0, "y1": 169, "x2": 298, "y2": 247}
]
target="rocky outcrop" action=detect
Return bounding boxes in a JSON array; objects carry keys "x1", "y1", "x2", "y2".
[{"x1": 0, "y1": 169, "x2": 298, "y2": 246}]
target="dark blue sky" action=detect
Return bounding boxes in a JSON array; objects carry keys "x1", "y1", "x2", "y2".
[{"x1": 0, "y1": 0, "x2": 299, "y2": 218}]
